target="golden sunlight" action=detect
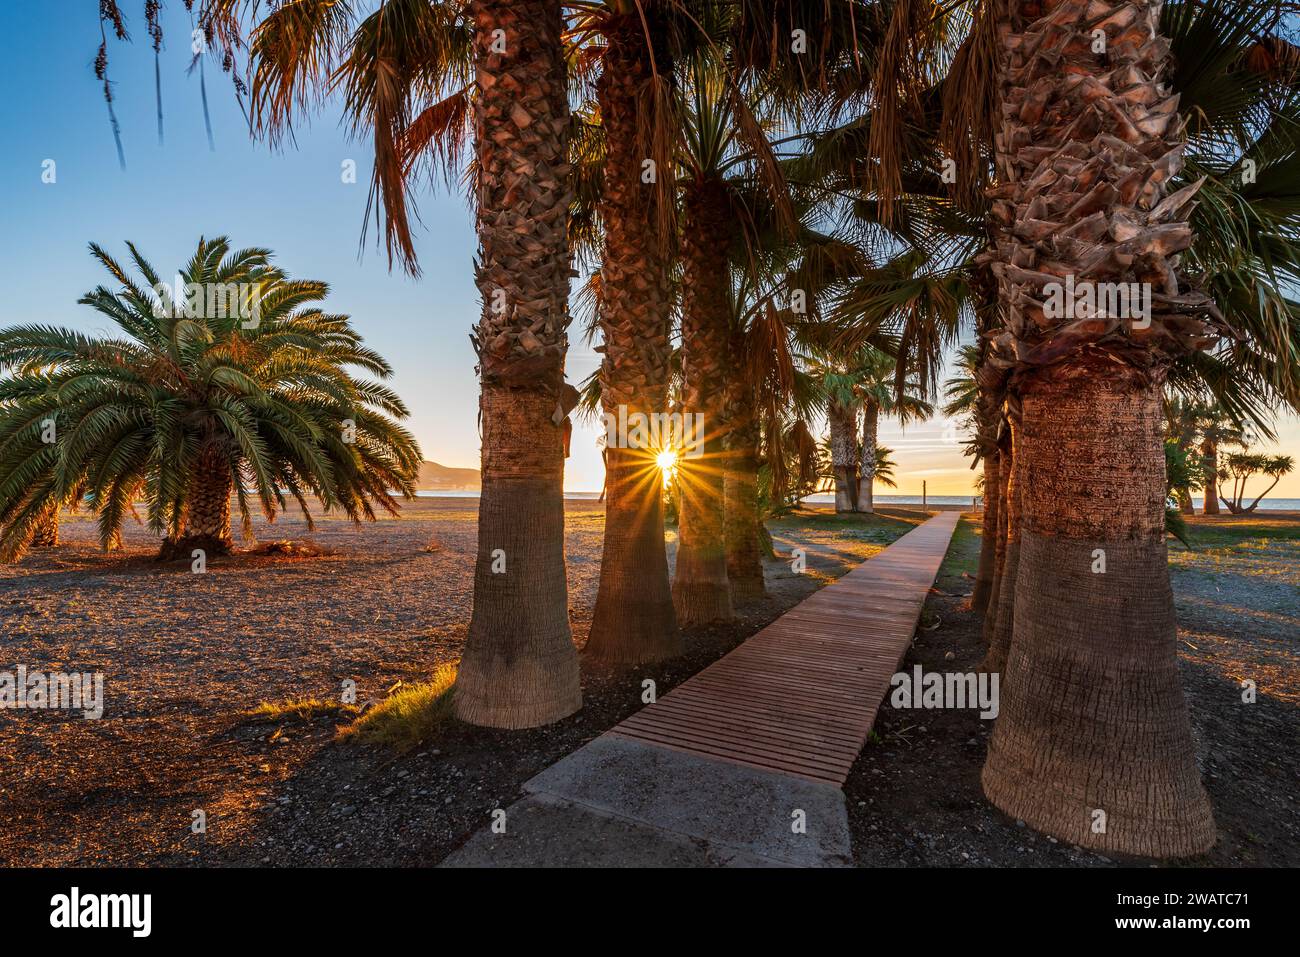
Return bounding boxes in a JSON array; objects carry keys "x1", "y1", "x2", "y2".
[{"x1": 655, "y1": 448, "x2": 678, "y2": 487}]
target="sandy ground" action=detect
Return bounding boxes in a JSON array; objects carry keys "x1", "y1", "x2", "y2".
[{"x1": 0, "y1": 502, "x2": 1294, "y2": 867}]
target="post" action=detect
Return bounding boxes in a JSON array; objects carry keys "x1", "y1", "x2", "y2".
[{"x1": 923, "y1": 480, "x2": 927, "y2": 509}]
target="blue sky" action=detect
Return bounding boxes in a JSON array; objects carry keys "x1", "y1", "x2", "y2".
[{"x1": 0, "y1": 1, "x2": 1295, "y2": 497}]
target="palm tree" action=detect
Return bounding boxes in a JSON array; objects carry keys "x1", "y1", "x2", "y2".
[
  {"x1": 206, "y1": 0, "x2": 582, "y2": 726},
  {"x1": 577, "y1": 1, "x2": 685, "y2": 663},
  {"x1": 852, "y1": 348, "x2": 931, "y2": 513},
  {"x1": 1220, "y1": 452, "x2": 1295, "y2": 511},
  {"x1": 1194, "y1": 404, "x2": 1249, "y2": 514},
  {"x1": 0, "y1": 237, "x2": 422, "y2": 562},
  {"x1": 961, "y1": 0, "x2": 1234, "y2": 858}
]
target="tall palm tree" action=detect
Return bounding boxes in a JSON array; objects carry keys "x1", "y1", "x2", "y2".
[
  {"x1": 203, "y1": 0, "x2": 582, "y2": 727},
  {"x1": 0, "y1": 237, "x2": 422, "y2": 563},
  {"x1": 969, "y1": 0, "x2": 1229, "y2": 857},
  {"x1": 851, "y1": 347, "x2": 931, "y2": 512},
  {"x1": 577, "y1": 0, "x2": 685, "y2": 663}
]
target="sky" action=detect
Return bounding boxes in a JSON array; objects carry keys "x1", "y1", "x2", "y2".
[{"x1": 0, "y1": 1, "x2": 1296, "y2": 498}]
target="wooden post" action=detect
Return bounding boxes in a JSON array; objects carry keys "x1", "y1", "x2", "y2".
[{"x1": 923, "y1": 480, "x2": 927, "y2": 509}]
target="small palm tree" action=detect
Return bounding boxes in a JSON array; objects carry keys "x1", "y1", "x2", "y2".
[{"x1": 0, "y1": 237, "x2": 421, "y2": 562}]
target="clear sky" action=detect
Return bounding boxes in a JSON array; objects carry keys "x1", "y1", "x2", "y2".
[{"x1": 1, "y1": 1, "x2": 1296, "y2": 498}]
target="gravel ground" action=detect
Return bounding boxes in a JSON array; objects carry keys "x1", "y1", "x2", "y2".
[
  {"x1": 846, "y1": 514, "x2": 1300, "y2": 867},
  {"x1": 2, "y1": 503, "x2": 1293, "y2": 867},
  {"x1": 0, "y1": 498, "x2": 923, "y2": 866}
]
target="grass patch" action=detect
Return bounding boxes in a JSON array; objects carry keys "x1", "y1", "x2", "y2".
[
  {"x1": 936, "y1": 517, "x2": 982, "y2": 590},
  {"x1": 339, "y1": 665, "x2": 457, "y2": 752},
  {"x1": 246, "y1": 697, "x2": 357, "y2": 724}
]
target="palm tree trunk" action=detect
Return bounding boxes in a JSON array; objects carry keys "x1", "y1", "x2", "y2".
[
  {"x1": 982, "y1": 438, "x2": 1012, "y2": 643},
  {"x1": 983, "y1": 365, "x2": 1214, "y2": 857},
  {"x1": 855, "y1": 401, "x2": 879, "y2": 513},
  {"x1": 972, "y1": 451, "x2": 1000, "y2": 613},
  {"x1": 454, "y1": 0, "x2": 581, "y2": 728},
  {"x1": 723, "y1": 366, "x2": 766, "y2": 604},
  {"x1": 585, "y1": 15, "x2": 681, "y2": 663},
  {"x1": 980, "y1": 0, "x2": 1216, "y2": 855},
  {"x1": 672, "y1": 177, "x2": 733, "y2": 625},
  {"x1": 828, "y1": 400, "x2": 858, "y2": 513},
  {"x1": 981, "y1": 420, "x2": 1021, "y2": 674},
  {"x1": 1201, "y1": 438, "x2": 1220, "y2": 514},
  {"x1": 31, "y1": 505, "x2": 59, "y2": 548},
  {"x1": 162, "y1": 445, "x2": 234, "y2": 559}
]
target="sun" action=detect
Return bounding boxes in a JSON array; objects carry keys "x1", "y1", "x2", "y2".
[{"x1": 655, "y1": 448, "x2": 678, "y2": 487}]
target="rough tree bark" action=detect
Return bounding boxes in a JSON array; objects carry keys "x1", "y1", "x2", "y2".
[
  {"x1": 983, "y1": 362, "x2": 1215, "y2": 856},
  {"x1": 828, "y1": 400, "x2": 859, "y2": 513},
  {"x1": 981, "y1": 419, "x2": 1021, "y2": 675},
  {"x1": 585, "y1": 11, "x2": 681, "y2": 663},
  {"x1": 454, "y1": 0, "x2": 582, "y2": 728},
  {"x1": 1200, "y1": 437, "x2": 1220, "y2": 514},
  {"x1": 855, "y1": 401, "x2": 879, "y2": 513},
  {"x1": 972, "y1": 450, "x2": 1000, "y2": 613},
  {"x1": 672, "y1": 176, "x2": 734, "y2": 625}
]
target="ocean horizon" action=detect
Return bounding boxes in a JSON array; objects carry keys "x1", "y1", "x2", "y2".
[{"x1": 413, "y1": 490, "x2": 1300, "y2": 510}]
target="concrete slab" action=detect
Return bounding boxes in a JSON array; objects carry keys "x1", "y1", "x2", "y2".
[
  {"x1": 441, "y1": 792, "x2": 789, "y2": 868},
  {"x1": 520, "y1": 734, "x2": 851, "y2": 867}
]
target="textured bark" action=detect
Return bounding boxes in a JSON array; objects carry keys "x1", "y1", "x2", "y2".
[
  {"x1": 672, "y1": 177, "x2": 734, "y2": 625},
  {"x1": 981, "y1": 0, "x2": 1218, "y2": 856},
  {"x1": 981, "y1": 419, "x2": 1021, "y2": 675},
  {"x1": 855, "y1": 401, "x2": 879, "y2": 513},
  {"x1": 586, "y1": 12, "x2": 681, "y2": 663},
  {"x1": 982, "y1": 435, "x2": 1013, "y2": 645},
  {"x1": 828, "y1": 400, "x2": 858, "y2": 513},
  {"x1": 972, "y1": 451, "x2": 1000, "y2": 613},
  {"x1": 723, "y1": 352, "x2": 766, "y2": 605},
  {"x1": 455, "y1": 0, "x2": 581, "y2": 728},
  {"x1": 1201, "y1": 437, "x2": 1220, "y2": 514},
  {"x1": 31, "y1": 506, "x2": 59, "y2": 548},
  {"x1": 723, "y1": 454, "x2": 766, "y2": 604},
  {"x1": 983, "y1": 363, "x2": 1215, "y2": 857},
  {"x1": 161, "y1": 445, "x2": 234, "y2": 559}
]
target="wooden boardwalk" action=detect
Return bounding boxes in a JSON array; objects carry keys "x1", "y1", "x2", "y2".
[{"x1": 610, "y1": 510, "x2": 962, "y2": 785}]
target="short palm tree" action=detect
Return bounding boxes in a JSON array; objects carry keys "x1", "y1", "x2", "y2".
[{"x1": 0, "y1": 237, "x2": 421, "y2": 562}]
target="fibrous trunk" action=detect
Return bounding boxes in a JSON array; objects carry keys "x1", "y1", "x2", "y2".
[
  {"x1": 162, "y1": 444, "x2": 233, "y2": 559},
  {"x1": 972, "y1": 451, "x2": 1001, "y2": 613},
  {"x1": 855, "y1": 401, "x2": 879, "y2": 513},
  {"x1": 828, "y1": 400, "x2": 858, "y2": 513},
  {"x1": 982, "y1": 364, "x2": 1215, "y2": 856},
  {"x1": 723, "y1": 345, "x2": 766, "y2": 604},
  {"x1": 455, "y1": 0, "x2": 581, "y2": 728},
  {"x1": 586, "y1": 15, "x2": 681, "y2": 663},
  {"x1": 981, "y1": 434, "x2": 1012, "y2": 645},
  {"x1": 981, "y1": 420, "x2": 1021, "y2": 675},
  {"x1": 672, "y1": 177, "x2": 734, "y2": 625},
  {"x1": 1201, "y1": 438, "x2": 1220, "y2": 514}
]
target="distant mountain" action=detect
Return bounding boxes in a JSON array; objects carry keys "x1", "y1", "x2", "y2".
[{"x1": 418, "y1": 460, "x2": 480, "y2": 490}]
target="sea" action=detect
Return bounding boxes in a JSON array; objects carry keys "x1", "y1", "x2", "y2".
[{"x1": 414, "y1": 490, "x2": 1300, "y2": 510}]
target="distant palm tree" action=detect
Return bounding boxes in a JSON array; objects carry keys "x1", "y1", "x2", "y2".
[
  {"x1": 1220, "y1": 452, "x2": 1295, "y2": 512},
  {"x1": 0, "y1": 237, "x2": 421, "y2": 563}
]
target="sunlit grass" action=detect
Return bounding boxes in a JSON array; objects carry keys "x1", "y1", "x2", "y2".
[
  {"x1": 339, "y1": 665, "x2": 457, "y2": 752},
  {"x1": 247, "y1": 697, "x2": 357, "y2": 723}
]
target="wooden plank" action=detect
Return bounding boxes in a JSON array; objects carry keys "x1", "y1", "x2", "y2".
[{"x1": 606, "y1": 511, "x2": 961, "y2": 785}]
